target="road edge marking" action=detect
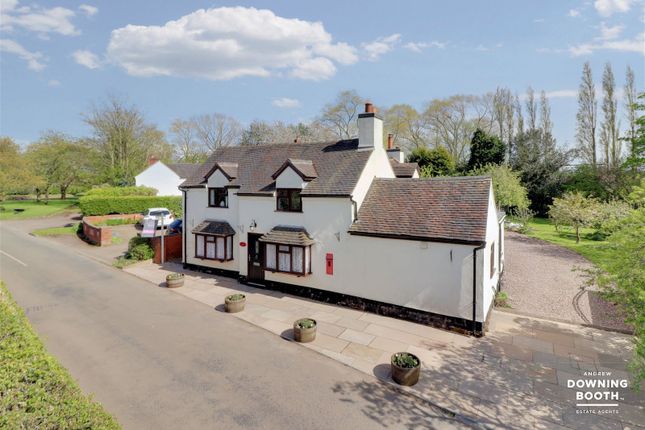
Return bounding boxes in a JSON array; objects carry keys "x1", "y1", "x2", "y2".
[{"x1": 0, "y1": 250, "x2": 28, "y2": 267}]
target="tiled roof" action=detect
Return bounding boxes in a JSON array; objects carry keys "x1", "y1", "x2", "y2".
[
  {"x1": 348, "y1": 177, "x2": 492, "y2": 244},
  {"x1": 259, "y1": 226, "x2": 316, "y2": 246},
  {"x1": 272, "y1": 159, "x2": 318, "y2": 180},
  {"x1": 167, "y1": 163, "x2": 199, "y2": 179},
  {"x1": 192, "y1": 220, "x2": 236, "y2": 236},
  {"x1": 389, "y1": 159, "x2": 419, "y2": 178},
  {"x1": 181, "y1": 140, "x2": 371, "y2": 196}
]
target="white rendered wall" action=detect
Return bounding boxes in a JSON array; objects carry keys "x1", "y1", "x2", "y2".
[
  {"x1": 479, "y1": 185, "x2": 502, "y2": 322},
  {"x1": 351, "y1": 147, "x2": 395, "y2": 210},
  {"x1": 275, "y1": 167, "x2": 307, "y2": 189},
  {"x1": 207, "y1": 169, "x2": 231, "y2": 188},
  {"x1": 135, "y1": 162, "x2": 183, "y2": 196}
]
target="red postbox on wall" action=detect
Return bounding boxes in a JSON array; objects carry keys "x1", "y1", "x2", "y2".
[{"x1": 326, "y1": 253, "x2": 333, "y2": 275}]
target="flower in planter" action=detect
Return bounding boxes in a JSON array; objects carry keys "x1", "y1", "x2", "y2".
[
  {"x1": 166, "y1": 273, "x2": 184, "y2": 280},
  {"x1": 296, "y1": 318, "x2": 316, "y2": 329},
  {"x1": 392, "y1": 352, "x2": 419, "y2": 368},
  {"x1": 226, "y1": 293, "x2": 245, "y2": 302}
]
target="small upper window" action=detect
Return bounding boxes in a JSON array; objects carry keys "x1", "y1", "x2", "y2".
[
  {"x1": 490, "y1": 243, "x2": 495, "y2": 278},
  {"x1": 208, "y1": 188, "x2": 228, "y2": 208},
  {"x1": 276, "y1": 189, "x2": 302, "y2": 212}
]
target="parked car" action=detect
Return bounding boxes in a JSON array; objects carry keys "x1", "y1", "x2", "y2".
[
  {"x1": 168, "y1": 219, "x2": 182, "y2": 234},
  {"x1": 142, "y1": 208, "x2": 174, "y2": 228}
]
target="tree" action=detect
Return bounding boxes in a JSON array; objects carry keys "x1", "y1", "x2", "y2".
[
  {"x1": 470, "y1": 164, "x2": 529, "y2": 211},
  {"x1": 492, "y1": 87, "x2": 515, "y2": 161},
  {"x1": 467, "y1": 129, "x2": 506, "y2": 170},
  {"x1": 593, "y1": 207, "x2": 645, "y2": 387},
  {"x1": 170, "y1": 118, "x2": 208, "y2": 163},
  {"x1": 319, "y1": 90, "x2": 364, "y2": 139},
  {"x1": 383, "y1": 104, "x2": 427, "y2": 149},
  {"x1": 576, "y1": 62, "x2": 598, "y2": 168},
  {"x1": 624, "y1": 66, "x2": 637, "y2": 153},
  {"x1": 409, "y1": 147, "x2": 455, "y2": 177},
  {"x1": 84, "y1": 97, "x2": 171, "y2": 185},
  {"x1": 192, "y1": 113, "x2": 242, "y2": 151},
  {"x1": 539, "y1": 90, "x2": 553, "y2": 136},
  {"x1": 548, "y1": 192, "x2": 599, "y2": 243},
  {"x1": 511, "y1": 129, "x2": 570, "y2": 215},
  {"x1": 624, "y1": 93, "x2": 645, "y2": 170},
  {"x1": 525, "y1": 87, "x2": 537, "y2": 131},
  {"x1": 600, "y1": 63, "x2": 620, "y2": 170},
  {"x1": 0, "y1": 137, "x2": 40, "y2": 199}
]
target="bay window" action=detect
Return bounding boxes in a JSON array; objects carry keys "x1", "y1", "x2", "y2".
[
  {"x1": 194, "y1": 233, "x2": 233, "y2": 261},
  {"x1": 264, "y1": 243, "x2": 311, "y2": 275}
]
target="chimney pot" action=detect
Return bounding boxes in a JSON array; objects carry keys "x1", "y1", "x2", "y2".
[
  {"x1": 387, "y1": 134, "x2": 394, "y2": 149},
  {"x1": 148, "y1": 155, "x2": 159, "y2": 166},
  {"x1": 365, "y1": 102, "x2": 374, "y2": 113}
]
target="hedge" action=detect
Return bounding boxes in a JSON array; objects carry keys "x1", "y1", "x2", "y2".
[
  {"x1": 85, "y1": 186, "x2": 157, "y2": 197},
  {"x1": 0, "y1": 282, "x2": 120, "y2": 429},
  {"x1": 79, "y1": 196, "x2": 182, "y2": 216}
]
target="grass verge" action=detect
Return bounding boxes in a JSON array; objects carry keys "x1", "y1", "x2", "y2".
[
  {"x1": 517, "y1": 217, "x2": 612, "y2": 270},
  {"x1": 0, "y1": 199, "x2": 78, "y2": 220},
  {"x1": 0, "y1": 281, "x2": 120, "y2": 429},
  {"x1": 31, "y1": 223, "x2": 80, "y2": 237}
]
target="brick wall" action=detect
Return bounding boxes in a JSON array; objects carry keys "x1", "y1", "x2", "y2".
[
  {"x1": 151, "y1": 234, "x2": 182, "y2": 263},
  {"x1": 82, "y1": 214, "x2": 143, "y2": 246}
]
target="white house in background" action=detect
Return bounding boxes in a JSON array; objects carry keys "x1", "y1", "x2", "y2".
[
  {"x1": 135, "y1": 158, "x2": 198, "y2": 196},
  {"x1": 180, "y1": 103, "x2": 505, "y2": 335}
]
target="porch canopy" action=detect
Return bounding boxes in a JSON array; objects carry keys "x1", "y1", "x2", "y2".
[
  {"x1": 192, "y1": 220, "x2": 235, "y2": 236},
  {"x1": 259, "y1": 226, "x2": 315, "y2": 246}
]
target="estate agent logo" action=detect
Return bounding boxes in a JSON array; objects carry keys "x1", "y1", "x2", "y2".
[{"x1": 568, "y1": 371, "x2": 629, "y2": 415}]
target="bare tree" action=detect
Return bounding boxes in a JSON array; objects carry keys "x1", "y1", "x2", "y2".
[
  {"x1": 319, "y1": 90, "x2": 364, "y2": 139},
  {"x1": 423, "y1": 95, "x2": 477, "y2": 162},
  {"x1": 192, "y1": 113, "x2": 242, "y2": 151},
  {"x1": 515, "y1": 94, "x2": 524, "y2": 136},
  {"x1": 600, "y1": 63, "x2": 620, "y2": 169},
  {"x1": 170, "y1": 118, "x2": 208, "y2": 162},
  {"x1": 576, "y1": 62, "x2": 597, "y2": 168},
  {"x1": 525, "y1": 87, "x2": 537, "y2": 131},
  {"x1": 539, "y1": 90, "x2": 553, "y2": 136},
  {"x1": 624, "y1": 65, "x2": 637, "y2": 157},
  {"x1": 383, "y1": 104, "x2": 429, "y2": 149}
]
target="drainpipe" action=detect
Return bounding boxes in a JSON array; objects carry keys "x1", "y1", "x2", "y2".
[
  {"x1": 182, "y1": 189, "x2": 187, "y2": 268},
  {"x1": 350, "y1": 197, "x2": 358, "y2": 222},
  {"x1": 472, "y1": 242, "x2": 486, "y2": 336}
]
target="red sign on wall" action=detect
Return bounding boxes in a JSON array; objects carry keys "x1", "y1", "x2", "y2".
[
  {"x1": 326, "y1": 253, "x2": 333, "y2": 275},
  {"x1": 239, "y1": 242, "x2": 247, "y2": 247}
]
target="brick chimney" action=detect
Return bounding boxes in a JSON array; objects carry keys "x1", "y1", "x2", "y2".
[
  {"x1": 385, "y1": 134, "x2": 405, "y2": 162},
  {"x1": 358, "y1": 102, "x2": 383, "y2": 149},
  {"x1": 147, "y1": 155, "x2": 159, "y2": 166},
  {"x1": 387, "y1": 133, "x2": 394, "y2": 149}
]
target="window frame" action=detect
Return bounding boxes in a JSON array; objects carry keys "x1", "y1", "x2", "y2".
[
  {"x1": 276, "y1": 189, "x2": 302, "y2": 212},
  {"x1": 194, "y1": 233, "x2": 234, "y2": 262},
  {"x1": 263, "y1": 242, "x2": 311, "y2": 275},
  {"x1": 208, "y1": 187, "x2": 229, "y2": 208}
]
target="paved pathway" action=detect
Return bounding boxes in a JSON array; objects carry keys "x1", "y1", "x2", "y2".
[{"x1": 126, "y1": 261, "x2": 645, "y2": 430}]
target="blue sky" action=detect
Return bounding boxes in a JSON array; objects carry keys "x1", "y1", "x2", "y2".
[{"x1": 1, "y1": 0, "x2": 643, "y2": 148}]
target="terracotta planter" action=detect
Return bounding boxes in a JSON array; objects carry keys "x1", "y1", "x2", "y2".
[
  {"x1": 166, "y1": 274, "x2": 184, "y2": 288},
  {"x1": 391, "y1": 352, "x2": 421, "y2": 386},
  {"x1": 293, "y1": 318, "x2": 317, "y2": 343},
  {"x1": 225, "y1": 294, "x2": 246, "y2": 313}
]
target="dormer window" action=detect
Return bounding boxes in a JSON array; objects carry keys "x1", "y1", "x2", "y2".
[
  {"x1": 277, "y1": 189, "x2": 302, "y2": 212},
  {"x1": 208, "y1": 188, "x2": 228, "y2": 208}
]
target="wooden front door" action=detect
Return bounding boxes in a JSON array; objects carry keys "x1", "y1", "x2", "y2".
[{"x1": 247, "y1": 233, "x2": 264, "y2": 283}]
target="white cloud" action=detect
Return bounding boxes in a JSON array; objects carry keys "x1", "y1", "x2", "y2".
[
  {"x1": 0, "y1": 38, "x2": 45, "y2": 70},
  {"x1": 568, "y1": 9, "x2": 581, "y2": 17},
  {"x1": 79, "y1": 4, "x2": 98, "y2": 17},
  {"x1": 361, "y1": 33, "x2": 401, "y2": 61},
  {"x1": 543, "y1": 89, "x2": 578, "y2": 98},
  {"x1": 106, "y1": 7, "x2": 356, "y2": 81},
  {"x1": 272, "y1": 97, "x2": 301, "y2": 108},
  {"x1": 594, "y1": 0, "x2": 632, "y2": 16},
  {"x1": 570, "y1": 32, "x2": 645, "y2": 55},
  {"x1": 1, "y1": 2, "x2": 79, "y2": 36},
  {"x1": 48, "y1": 79, "x2": 61, "y2": 86},
  {"x1": 73, "y1": 49, "x2": 101, "y2": 69},
  {"x1": 598, "y1": 22, "x2": 624, "y2": 40},
  {"x1": 403, "y1": 41, "x2": 445, "y2": 53},
  {"x1": 533, "y1": 18, "x2": 545, "y2": 23}
]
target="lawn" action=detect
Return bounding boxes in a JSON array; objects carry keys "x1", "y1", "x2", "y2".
[
  {"x1": 31, "y1": 223, "x2": 80, "y2": 237},
  {"x1": 0, "y1": 281, "x2": 120, "y2": 429},
  {"x1": 0, "y1": 199, "x2": 79, "y2": 220},
  {"x1": 520, "y1": 217, "x2": 613, "y2": 270}
]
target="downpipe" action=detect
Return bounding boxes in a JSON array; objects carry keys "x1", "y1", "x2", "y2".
[{"x1": 472, "y1": 242, "x2": 486, "y2": 337}]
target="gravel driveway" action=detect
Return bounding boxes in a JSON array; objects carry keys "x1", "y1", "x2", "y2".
[{"x1": 500, "y1": 231, "x2": 630, "y2": 332}]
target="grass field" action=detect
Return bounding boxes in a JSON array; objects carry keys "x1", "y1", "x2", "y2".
[
  {"x1": 0, "y1": 281, "x2": 120, "y2": 429},
  {"x1": 519, "y1": 217, "x2": 612, "y2": 270},
  {"x1": 0, "y1": 199, "x2": 78, "y2": 220},
  {"x1": 31, "y1": 223, "x2": 80, "y2": 237}
]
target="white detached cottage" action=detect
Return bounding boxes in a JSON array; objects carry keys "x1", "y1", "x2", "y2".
[{"x1": 180, "y1": 104, "x2": 504, "y2": 335}]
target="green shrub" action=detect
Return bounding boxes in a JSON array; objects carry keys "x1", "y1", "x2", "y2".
[
  {"x1": 295, "y1": 318, "x2": 316, "y2": 329},
  {"x1": 494, "y1": 291, "x2": 511, "y2": 308},
  {"x1": 129, "y1": 244, "x2": 154, "y2": 261},
  {"x1": 167, "y1": 273, "x2": 185, "y2": 281},
  {"x1": 0, "y1": 282, "x2": 120, "y2": 429},
  {"x1": 226, "y1": 293, "x2": 245, "y2": 302},
  {"x1": 85, "y1": 186, "x2": 157, "y2": 197},
  {"x1": 79, "y1": 196, "x2": 181, "y2": 216},
  {"x1": 392, "y1": 352, "x2": 419, "y2": 368}
]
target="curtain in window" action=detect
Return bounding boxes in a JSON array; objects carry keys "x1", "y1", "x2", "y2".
[
  {"x1": 216, "y1": 237, "x2": 225, "y2": 260},
  {"x1": 278, "y1": 251, "x2": 291, "y2": 272},
  {"x1": 292, "y1": 246, "x2": 303, "y2": 273},
  {"x1": 266, "y1": 244, "x2": 276, "y2": 269},
  {"x1": 226, "y1": 236, "x2": 233, "y2": 260},
  {"x1": 206, "y1": 239, "x2": 216, "y2": 259},
  {"x1": 305, "y1": 246, "x2": 311, "y2": 274},
  {"x1": 196, "y1": 235, "x2": 205, "y2": 257}
]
